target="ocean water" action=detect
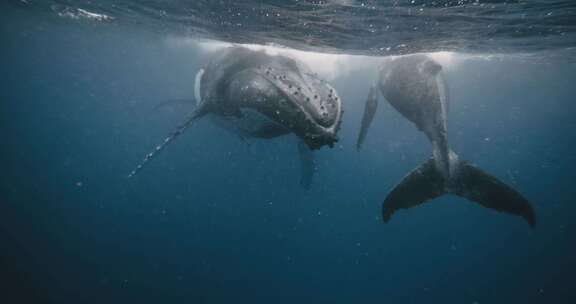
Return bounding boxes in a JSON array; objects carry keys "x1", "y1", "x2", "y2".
[{"x1": 1, "y1": 1, "x2": 575, "y2": 303}]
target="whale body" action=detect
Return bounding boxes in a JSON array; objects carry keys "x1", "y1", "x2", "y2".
[
  {"x1": 129, "y1": 47, "x2": 343, "y2": 188},
  {"x1": 357, "y1": 54, "x2": 536, "y2": 227}
]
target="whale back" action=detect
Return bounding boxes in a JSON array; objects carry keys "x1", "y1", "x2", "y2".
[
  {"x1": 379, "y1": 55, "x2": 446, "y2": 134},
  {"x1": 379, "y1": 54, "x2": 449, "y2": 176}
]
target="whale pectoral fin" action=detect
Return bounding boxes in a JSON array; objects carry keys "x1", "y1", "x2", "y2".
[
  {"x1": 298, "y1": 141, "x2": 316, "y2": 190},
  {"x1": 382, "y1": 158, "x2": 445, "y2": 222},
  {"x1": 356, "y1": 85, "x2": 379, "y2": 151},
  {"x1": 127, "y1": 109, "x2": 205, "y2": 178},
  {"x1": 451, "y1": 161, "x2": 536, "y2": 227},
  {"x1": 153, "y1": 98, "x2": 196, "y2": 111}
]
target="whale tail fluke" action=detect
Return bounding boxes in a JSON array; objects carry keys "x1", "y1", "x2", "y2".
[
  {"x1": 127, "y1": 109, "x2": 205, "y2": 179},
  {"x1": 382, "y1": 156, "x2": 536, "y2": 228},
  {"x1": 450, "y1": 160, "x2": 536, "y2": 227}
]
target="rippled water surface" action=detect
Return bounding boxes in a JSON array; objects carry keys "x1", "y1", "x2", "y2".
[{"x1": 8, "y1": 0, "x2": 576, "y2": 55}]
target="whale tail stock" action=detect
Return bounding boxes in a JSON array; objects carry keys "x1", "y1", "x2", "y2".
[
  {"x1": 382, "y1": 153, "x2": 536, "y2": 228},
  {"x1": 127, "y1": 109, "x2": 206, "y2": 179}
]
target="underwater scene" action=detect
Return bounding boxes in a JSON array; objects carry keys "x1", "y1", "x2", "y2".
[{"x1": 1, "y1": 1, "x2": 575, "y2": 303}]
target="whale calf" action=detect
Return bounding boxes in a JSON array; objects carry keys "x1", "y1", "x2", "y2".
[
  {"x1": 129, "y1": 46, "x2": 343, "y2": 188},
  {"x1": 357, "y1": 54, "x2": 536, "y2": 227}
]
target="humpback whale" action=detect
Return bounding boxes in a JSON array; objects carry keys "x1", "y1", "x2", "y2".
[
  {"x1": 357, "y1": 54, "x2": 536, "y2": 227},
  {"x1": 129, "y1": 46, "x2": 343, "y2": 188}
]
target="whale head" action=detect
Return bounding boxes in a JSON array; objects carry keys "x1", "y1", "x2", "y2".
[{"x1": 222, "y1": 49, "x2": 343, "y2": 149}]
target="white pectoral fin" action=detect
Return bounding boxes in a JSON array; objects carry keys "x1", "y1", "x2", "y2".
[
  {"x1": 194, "y1": 68, "x2": 205, "y2": 106},
  {"x1": 128, "y1": 109, "x2": 205, "y2": 178},
  {"x1": 131, "y1": 68, "x2": 208, "y2": 178}
]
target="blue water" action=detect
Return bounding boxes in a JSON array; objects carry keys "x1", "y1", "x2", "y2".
[{"x1": 1, "y1": 2, "x2": 576, "y2": 303}]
